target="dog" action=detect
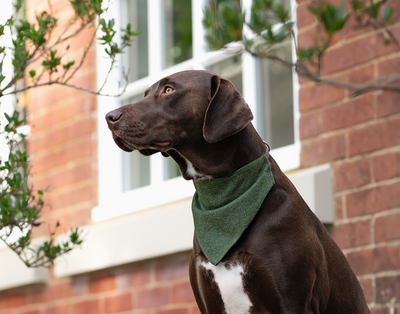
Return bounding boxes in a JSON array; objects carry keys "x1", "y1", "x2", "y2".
[{"x1": 106, "y1": 70, "x2": 370, "y2": 314}]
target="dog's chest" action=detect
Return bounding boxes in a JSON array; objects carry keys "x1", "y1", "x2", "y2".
[{"x1": 200, "y1": 260, "x2": 252, "y2": 314}]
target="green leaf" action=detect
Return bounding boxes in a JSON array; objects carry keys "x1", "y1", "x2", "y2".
[
  {"x1": 383, "y1": 6, "x2": 394, "y2": 21},
  {"x1": 29, "y1": 70, "x2": 36, "y2": 77},
  {"x1": 351, "y1": 0, "x2": 365, "y2": 10}
]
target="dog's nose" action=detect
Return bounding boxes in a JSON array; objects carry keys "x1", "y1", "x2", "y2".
[{"x1": 106, "y1": 109, "x2": 122, "y2": 125}]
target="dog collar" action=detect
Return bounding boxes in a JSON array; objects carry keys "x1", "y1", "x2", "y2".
[{"x1": 191, "y1": 155, "x2": 275, "y2": 265}]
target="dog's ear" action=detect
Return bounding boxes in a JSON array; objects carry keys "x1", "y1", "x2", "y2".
[{"x1": 203, "y1": 75, "x2": 253, "y2": 143}]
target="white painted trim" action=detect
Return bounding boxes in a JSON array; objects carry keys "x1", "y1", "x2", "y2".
[
  {"x1": 56, "y1": 198, "x2": 194, "y2": 277},
  {"x1": 56, "y1": 164, "x2": 334, "y2": 277},
  {"x1": 289, "y1": 164, "x2": 335, "y2": 224},
  {"x1": 0, "y1": 237, "x2": 49, "y2": 291},
  {"x1": 148, "y1": 0, "x2": 163, "y2": 74},
  {"x1": 92, "y1": 176, "x2": 195, "y2": 222}
]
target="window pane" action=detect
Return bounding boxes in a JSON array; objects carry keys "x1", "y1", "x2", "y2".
[
  {"x1": 164, "y1": 157, "x2": 181, "y2": 180},
  {"x1": 257, "y1": 41, "x2": 294, "y2": 149},
  {"x1": 120, "y1": 94, "x2": 151, "y2": 191},
  {"x1": 208, "y1": 55, "x2": 243, "y2": 95},
  {"x1": 122, "y1": 151, "x2": 151, "y2": 191},
  {"x1": 121, "y1": 0, "x2": 148, "y2": 82},
  {"x1": 163, "y1": 0, "x2": 193, "y2": 68}
]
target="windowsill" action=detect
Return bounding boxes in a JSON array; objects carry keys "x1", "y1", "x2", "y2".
[
  {"x1": 92, "y1": 175, "x2": 195, "y2": 222},
  {"x1": 51, "y1": 161, "x2": 335, "y2": 278},
  {"x1": 0, "y1": 237, "x2": 49, "y2": 291},
  {"x1": 55, "y1": 197, "x2": 194, "y2": 278}
]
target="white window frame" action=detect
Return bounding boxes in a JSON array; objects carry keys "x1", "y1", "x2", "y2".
[{"x1": 93, "y1": 0, "x2": 300, "y2": 222}]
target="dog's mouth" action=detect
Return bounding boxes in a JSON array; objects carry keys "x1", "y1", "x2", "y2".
[{"x1": 113, "y1": 134, "x2": 172, "y2": 155}]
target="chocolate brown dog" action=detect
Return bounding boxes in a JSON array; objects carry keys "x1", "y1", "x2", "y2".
[{"x1": 106, "y1": 70, "x2": 369, "y2": 314}]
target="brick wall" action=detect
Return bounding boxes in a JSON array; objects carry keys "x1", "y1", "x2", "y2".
[
  {"x1": 0, "y1": 252, "x2": 199, "y2": 314},
  {"x1": 298, "y1": 0, "x2": 400, "y2": 312},
  {"x1": 26, "y1": 0, "x2": 98, "y2": 237}
]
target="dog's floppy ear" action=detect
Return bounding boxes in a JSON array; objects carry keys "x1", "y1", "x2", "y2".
[{"x1": 203, "y1": 75, "x2": 253, "y2": 143}]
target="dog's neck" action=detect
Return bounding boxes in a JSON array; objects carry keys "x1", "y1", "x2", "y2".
[{"x1": 170, "y1": 124, "x2": 267, "y2": 180}]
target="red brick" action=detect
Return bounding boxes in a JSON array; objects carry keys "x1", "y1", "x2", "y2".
[
  {"x1": 27, "y1": 69, "x2": 97, "y2": 111},
  {"x1": 172, "y1": 282, "x2": 196, "y2": 304},
  {"x1": 296, "y1": 1, "x2": 315, "y2": 29},
  {"x1": 298, "y1": 27, "x2": 316, "y2": 48},
  {"x1": 321, "y1": 95, "x2": 373, "y2": 132},
  {"x1": 375, "y1": 275, "x2": 400, "y2": 303},
  {"x1": 88, "y1": 274, "x2": 116, "y2": 293},
  {"x1": 377, "y1": 91, "x2": 400, "y2": 118},
  {"x1": 74, "y1": 300, "x2": 99, "y2": 314},
  {"x1": 191, "y1": 306, "x2": 201, "y2": 314},
  {"x1": 6, "y1": 294, "x2": 26, "y2": 309},
  {"x1": 346, "y1": 182, "x2": 400, "y2": 217},
  {"x1": 347, "y1": 64, "x2": 375, "y2": 85},
  {"x1": 104, "y1": 293, "x2": 133, "y2": 313},
  {"x1": 117, "y1": 265, "x2": 151, "y2": 288},
  {"x1": 155, "y1": 255, "x2": 190, "y2": 282},
  {"x1": 44, "y1": 183, "x2": 94, "y2": 211},
  {"x1": 45, "y1": 305, "x2": 70, "y2": 314},
  {"x1": 28, "y1": 93, "x2": 96, "y2": 132},
  {"x1": 299, "y1": 82, "x2": 345, "y2": 111},
  {"x1": 136, "y1": 287, "x2": 169, "y2": 309},
  {"x1": 330, "y1": 219, "x2": 371, "y2": 249},
  {"x1": 34, "y1": 161, "x2": 95, "y2": 191},
  {"x1": 375, "y1": 213, "x2": 400, "y2": 243},
  {"x1": 373, "y1": 151, "x2": 400, "y2": 182},
  {"x1": 21, "y1": 311, "x2": 40, "y2": 314},
  {"x1": 30, "y1": 137, "x2": 94, "y2": 173},
  {"x1": 28, "y1": 116, "x2": 96, "y2": 153},
  {"x1": 156, "y1": 309, "x2": 188, "y2": 314},
  {"x1": 48, "y1": 283, "x2": 72, "y2": 300},
  {"x1": 335, "y1": 196, "x2": 344, "y2": 219},
  {"x1": 348, "y1": 118, "x2": 400, "y2": 156},
  {"x1": 323, "y1": 27, "x2": 400, "y2": 75},
  {"x1": 72, "y1": 277, "x2": 88, "y2": 296},
  {"x1": 300, "y1": 134, "x2": 346, "y2": 167},
  {"x1": 378, "y1": 56, "x2": 400, "y2": 78},
  {"x1": 68, "y1": 207, "x2": 92, "y2": 228},
  {"x1": 358, "y1": 278, "x2": 373, "y2": 304},
  {"x1": 299, "y1": 112, "x2": 320, "y2": 139},
  {"x1": 346, "y1": 246, "x2": 400, "y2": 276},
  {"x1": 27, "y1": 289, "x2": 47, "y2": 304},
  {"x1": 334, "y1": 158, "x2": 371, "y2": 191},
  {"x1": 344, "y1": 14, "x2": 375, "y2": 38}
]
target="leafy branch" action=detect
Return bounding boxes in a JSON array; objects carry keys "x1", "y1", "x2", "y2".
[
  {"x1": 203, "y1": 0, "x2": 400, "y2": 95},
  {"x1": 0, "y1": 0, "x2": 140, "y2": 267},
  {"x1": 0, "y1": 111, "x2": 83, "y2": 267},
  {"x1": 1, "y1": 0, "x2": 139, "y2": 98}
]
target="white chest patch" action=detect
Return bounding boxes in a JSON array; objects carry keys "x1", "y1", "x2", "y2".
[
  {"x1": 180, "y1": 153, "x2": 213, "y2": 180},
  {"x1": 201, "y1": 260, "x2": 252, "y2": 314}
]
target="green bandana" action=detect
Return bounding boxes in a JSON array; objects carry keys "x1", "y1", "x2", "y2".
[{"x1": 191, "y1": 155, "x2": 275, "y2": 266}]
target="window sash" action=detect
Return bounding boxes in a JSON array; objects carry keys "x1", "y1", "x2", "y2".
[{"x1": 94, "y1": 0, "x2": 299, "y2": 222}]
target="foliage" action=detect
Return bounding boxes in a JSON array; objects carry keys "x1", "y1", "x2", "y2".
[
  {"x1": 203, "y1": 0, "x2": 400, "y2": 94},
  {"x1": 0, "y1": 0, "x2": 138, "y2": 267}
]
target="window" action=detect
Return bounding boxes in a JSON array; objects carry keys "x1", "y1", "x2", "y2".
[
  {"x1": 94, "y1": 0, "x2": 299, "y2": 222},
  {"x1": 162, "y1": 0, "x2": 193, "y2": 68},
  {"x1": 120, "y1": 0, "x2": 149, "y2": 82},
  {"x1": 208, "y1": 56, "x2": 243, "y2": 95},
  {"x1": 256, "y1": 40, "x2": 294, "y2": 150}
]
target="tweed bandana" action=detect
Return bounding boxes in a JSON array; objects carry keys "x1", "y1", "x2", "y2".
[{"x1": 191, "y1": 155, "x2": 275, "y2": 266}]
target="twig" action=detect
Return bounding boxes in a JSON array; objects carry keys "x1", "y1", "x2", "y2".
[{"x1": 6, "y1": 80, "x2": 128, "y2": 97}]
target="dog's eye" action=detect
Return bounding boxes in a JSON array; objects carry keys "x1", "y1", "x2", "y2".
[{"x1": 164, "y1": 87, "x2": 174, "y2": 94}]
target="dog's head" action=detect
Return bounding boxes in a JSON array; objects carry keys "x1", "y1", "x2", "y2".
[{"x1": 106, "y1": 70, "x2": 253, "y2": 179}]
